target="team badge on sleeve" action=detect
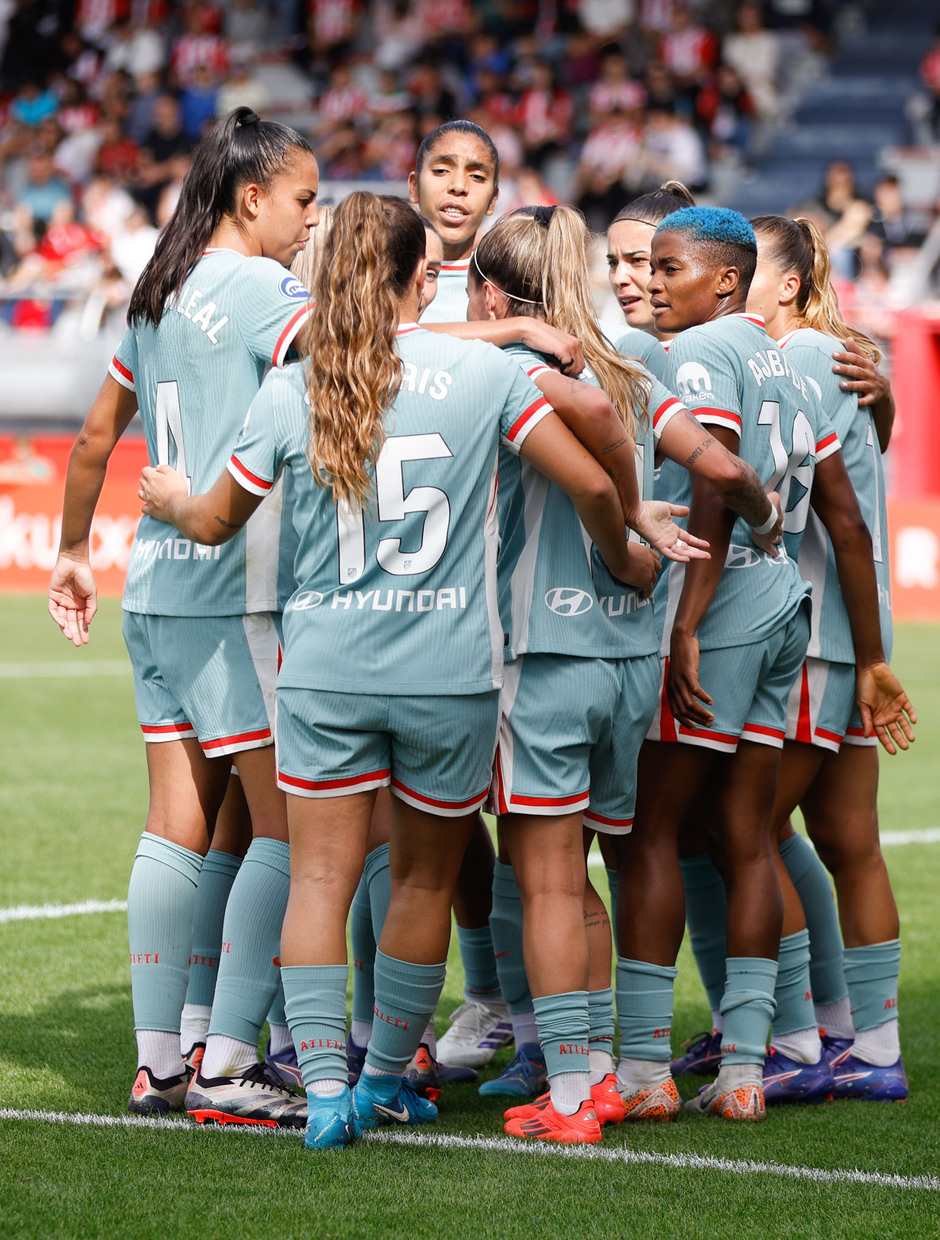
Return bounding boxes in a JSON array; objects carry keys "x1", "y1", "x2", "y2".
[{"x1": 279, "y1": 276, "x2": 310, "y2": 300}]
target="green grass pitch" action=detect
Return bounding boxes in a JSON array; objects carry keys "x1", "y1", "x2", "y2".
[{"x1": 1, "y1": 594, "x2": 938, "y2": 1239}]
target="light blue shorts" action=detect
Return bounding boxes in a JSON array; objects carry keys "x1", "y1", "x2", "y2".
[
  {"x1": 491, "y1": 653, "x2": 660, "y2": 834},
  {"x1": 276, "y1": 687, "x2": 499, "y2": 818},
  {"x1": 122, "y1": 611, "x2": 277, "y2": 756},
  {"x1": 648, "y1": 601, "x2": 810, "y2": 754},
  {"x1": 785, "y1": 656, "x2": 858, "y2": 752}
]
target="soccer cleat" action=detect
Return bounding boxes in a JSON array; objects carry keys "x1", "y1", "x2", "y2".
[
  {"x1": 128, "y1": 1066, "x2": 188, "y2": 1116},
  {"x1": 352, "y1": 1073, "x2": 439, "y2": 1129},
  {"x1": 621, "y1": 1076, "x2": 681, "y2": 1122},
  {"x1": 685, "y1": 1079, "x2": 765, "y2": 1121},
  {"x1": 182, "y1": 1042, "x2": 205, "y2": 1080},
  {"x1": 264, "y1": 1039, "x2": 303, "y2": 1092},
  {"x1": 820, "y1": 1033, "x2": 854, "y2": 1064},
  {"x1": 829, "y1": 1049, "x2": 909, "y2": 1102},
  {"x1": 304, "y1": 1087, "x2": 360, "y2": 1151},
  {"x1": 591, "y1": 1073, "x2": 627, "y2": 1125},
  {"x1": 439, "y1": 1062, "x2": 478, "y2": 1085},
  {"x1": 404, "y1": 1042, "x2": 442, "y2": 1103},
  {"x1": 346, "y1": 1033, "x2": 368, "y2": 1087},
  {"x1": 763, "y1": 1047, "x2": 834, "y2": 1105},
  {"x1": 478, "y1": 1042, "x2": 547, "y2": 1098},
  {"x1": 185, "y1": 1061, "x2": 308, "y2": 1128},
  {"x1": 436, "y1": 998, "x2": 513, "y2": 1068},
  {"x1": 671, "y1": 1030, "x2": 723, "y2": 1076},
  {"x1": 504, "y1": 1098, "x2": 602, "y2": 1144}
]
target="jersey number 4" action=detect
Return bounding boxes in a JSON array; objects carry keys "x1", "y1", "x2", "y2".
[
  {"x1": 155, "y1": 380, "x2": 193, "y2": 494},
  {"x1": 336, "y1": 433, "x2": 454, "y2": 583}
]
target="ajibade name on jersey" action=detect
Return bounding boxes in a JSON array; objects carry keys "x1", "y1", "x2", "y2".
[
  {"x1": 654, "y1": 313, "x2": 841, "y2": 652},
  {"x1": 113, "y1": 249, "x2": 312, "y2": 618},
  {"x1": 227, "y1": 326, "x2": 552, "y2": 696}
]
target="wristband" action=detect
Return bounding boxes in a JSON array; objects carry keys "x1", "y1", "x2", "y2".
[{"x1": 752, "y1": 500, "x2": 780, "y2": 537}]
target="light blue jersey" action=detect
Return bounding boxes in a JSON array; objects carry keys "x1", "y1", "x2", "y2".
[
  {"x1": 229, "y1": 325, "x2": 552, "y2": 695},
  {"x1": 655, "y1": 313, "x2": 840, "y2": 651},
  {"x1": 498, "y1": 348, "x2": 684, "y2": 659},
  {"x1": 418, "y1": 257, "x2": 471, "y2": 324},
  {"x1": 599, "y1": 318, "x2": 669, "y2": 382},
  {"x1": 114, "y1": 248, "x2": 311, "y2": 617},
  {"x1": 780, "y1": 327, "x2": 893, "y2": 663}
]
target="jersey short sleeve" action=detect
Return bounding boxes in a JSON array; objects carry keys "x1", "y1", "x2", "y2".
[
  {"x1": 600, "y1": 319, "x2": 669, "y2": 382},
  {"x1": 232, "y1": 256, "x2": 312, "y2": 367},
  {"x1": 666, "y1": 326, "x2": 743, "y2": 437},
  {"x1": 648, "y1": 372, "x2": 685, "y2": 443},
  {"x1": 498, "y1": 358, "x2": 552, "y2": 454},
  {"x1": 228, "y1": 367, "x2": 294, "y2": 497},
  {"x1": 110, "y1": 326, "x2": 139, "y2": 392}
]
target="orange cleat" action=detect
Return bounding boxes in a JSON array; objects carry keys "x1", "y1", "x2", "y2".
[
  {"x1": 504, "y1": 1098, "x2": 602, "y2": 1144},
  {"x1": 685, "y1": 1080, "x2": 765, "y2": 1121},
  {"x1": 621, "y1": 1076, "x2": 681, "y2": 1122}
]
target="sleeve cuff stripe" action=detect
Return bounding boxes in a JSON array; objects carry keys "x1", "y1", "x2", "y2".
[
  {"x1": 507, "y1": 397, "x2": 552, "y2": 443},
  {"x1": 109, "y1": 357, "x2": 134, "y2": 390},
  {"x1": 228, "y1": 454, "x2": 272, "y2": 495},
  {"x1": 272, "y1": 305, "x2": 311, "y2": 367}
]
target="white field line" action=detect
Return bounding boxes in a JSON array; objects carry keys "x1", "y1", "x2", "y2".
[
  {"x1": 0, "y1": 660, "x2": 129, "y2": 678},
  {"x1": 0, "y1": 1108, "x2": 936, "y2": 1192},
  {"x1": 2, "y1": 827, "x2": 938, "y2": 924}
]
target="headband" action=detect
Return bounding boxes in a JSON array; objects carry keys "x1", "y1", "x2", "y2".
[{"x1": 471, "y1": 249, "x2": 543, "y2": 306}]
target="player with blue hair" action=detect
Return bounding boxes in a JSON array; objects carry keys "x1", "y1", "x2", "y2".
[{"x1": 609, "y1": 205, "x2": 913, "y2": 1122}]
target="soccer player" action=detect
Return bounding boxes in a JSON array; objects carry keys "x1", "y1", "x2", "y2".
[
  {"x1": 48, "y1": 108, "x2": 318, "y2": 1126},
  {"x1": 747, "y1": 214, "x2": 912, "y2": 1101},
  {"x1": 613, "y1": 206, "x2": 913, "y2": 1122},
  {"x1": 137, "y1": 192, "x2": 695, "y2": 1150}
]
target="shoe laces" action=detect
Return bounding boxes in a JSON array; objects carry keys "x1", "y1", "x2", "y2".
[{"x1": 239, "y1": 1060, "x2": 294, "y2": 1095}]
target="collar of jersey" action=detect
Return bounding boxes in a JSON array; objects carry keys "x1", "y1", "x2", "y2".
[
  {"x1": 440, "y1": 257, "x2": 472, "y2": 273},
  {"x1": 202, "y1": 247, "x2": 245, "y2": 256},
  {"x1": 777, "y1": 328, "x2": 800, "y2": 348},
  {"x1": 731, "y1": 311, "x2": 765, "y2": 328},
  {"x1": 397, "y1": 322, "x2": 422, "y2": 335}
]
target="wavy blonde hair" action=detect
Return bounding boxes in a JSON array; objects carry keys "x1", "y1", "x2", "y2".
[
  {"x1": 751, "y1": 214, "x2": 883, "y2": 364},
  {"x1": 306, "y1": 194, "x2": 425, "y2": 507},
  {"x1": 471, "y1": 206, "x2": 650, "y2": 438},
  {"x1": 289, "y1": 203, "x2": 333, "y2": 356}
]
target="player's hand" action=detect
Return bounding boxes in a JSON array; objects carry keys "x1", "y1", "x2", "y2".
[
  {"x1": 521, "y1": 320, "x2": 585, "y2": 377},
  {"x1": 48, "y1": 554, "x2": 98, "y2": 647},
  {"x1": 667, "y1": 631, "x2": 714, "y2": 728},
  {"x1": 856, "y1": 662, "x2": 917, "y2": 755},
  {"x1": 832, "y1": 337, "x2": 889, "y2": 409},
  {"x1": 752, "y1": 490, "x2": 784, "y2": 559},
  {"x1": 631, "y1": 501, "x2": 710, "y2": 562},
  {"x1": 139, "y1": 464, "x2": 188, "y2": 524},
  {"x1": 610, "y1": 543, "x2": 662, "y2": 597}
]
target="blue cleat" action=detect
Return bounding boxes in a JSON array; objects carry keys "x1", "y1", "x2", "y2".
[
  {"x1": 763, "y1": 1047, "x2": 835, "y2": 1105},
  {"x1": 352, "y1": 1073, "x2": 439, "y2": 1128},
  {"x1": 830, "y1": 1048, "x2": 909, "y2": 1101},
  {"x1": 478, "y1": 1043, "x2": 547, "y2": 1099},
  {"x1": 820, "y1": 1034, "x2": 853, "y2": 1064},
  {"x1": 671, "y1": 1030, "x2": 722, "y2": 1076},
  {"x1": 304, "y1": 1087, "x2": 359, "y2": 1150}
]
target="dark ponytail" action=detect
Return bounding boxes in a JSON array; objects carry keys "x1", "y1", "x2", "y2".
[
  {"x1": 610, "y1": 181, "x2": 696, "y2": 229},
  {"x1": 128, "y1": 107, "x2": 313, "y2": 327}
]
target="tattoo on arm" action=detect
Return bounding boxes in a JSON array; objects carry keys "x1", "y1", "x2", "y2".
[
  {"x1": 600, "y1": 436, "x2": 628, "y2": 456},
  {"x1": 214, "y1": 514, "x2": 242, "y2": 531},
  {"x1": 723, "y1": 474, "x2": 770, "y2": 527},
  {"x1": 684, "y1": 437, "x2": 715, "y2": 468}
]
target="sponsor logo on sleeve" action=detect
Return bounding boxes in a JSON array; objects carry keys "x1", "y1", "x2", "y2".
[
  {"x1": 279, "y1": 276, "x2": 310, "y2": 300},
  {"x1": 675, "y1": 361, "x2": 714, "y2": 405}
]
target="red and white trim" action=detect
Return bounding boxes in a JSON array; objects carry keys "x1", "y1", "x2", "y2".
[
  {"x1": 202, "y1": 727, "x2": 273, "y2": 757},
  {"x1": 694, "y1": 405, "x2": 742, "y2": 435},
  {"x1": 523, "y1": 361, "x2": 552, "y2": 381},
  {"x1": 277, "y1": 767, "x2": 391, "y2": 798},
  {"x1": 733, "y1": 312, "x2": 766, "y2": 330},
  {"x1": 228, "y1": 453, "x2": 273, "y2": 497},
  {"x1": 273, "y1": 305, "x2": 312, "y2": 368},
  {"x1": 843, "y1": 724, "x2": 878, "y2": 748},
  {"x1": 391, "y1": 776, "x2": 490, "y2": 818},
  {"x1": 504, "y1": 396, "x2": 552, "y2": 451},
  {"x1": 439, "y1": 259, "x2": 471, "y2": 275},
  {"x1": 652, "y1": 396, "x2": 685, "y2": 438},
  {"x1": 815, "y1": 431, "x2": 841, "y2": 462},
  {"x1": 740, "y1": 721, "x2": 786, "y2": 749},
  {"x1": 583, "y1": 807, "x2": 634, "y2": 835},
  {"x1": 396, "y1": 322, "x2": 423, "y2": 336},
  {"x1": 140, "y1": 720, "x2": 197, "y2": 742},
  {"x1": 646, "y1": 661, "x2": 739, "y2": 752},
  {"x1": 109, "y1": 355, "x2": 135, "y2": 391}
]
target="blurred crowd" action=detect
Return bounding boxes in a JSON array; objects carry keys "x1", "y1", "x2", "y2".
[{"x1": 0, "y1": 0, "x2": 933, "y2": 343}]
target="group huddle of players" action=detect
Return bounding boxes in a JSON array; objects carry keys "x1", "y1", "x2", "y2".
[{"x1": 48, "y1": 110, "x2": 914, "y2": 1152}]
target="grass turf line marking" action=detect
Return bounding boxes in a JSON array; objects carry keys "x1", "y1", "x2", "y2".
[
  {"x1": 0, "y1": 660, "x2": 130, "y2": 678},
  {"x1": 0, "y1": 899, "x2": 127, "y2": 924},
  {"x1": 1, "y1": 1109, "x2": 937, "y2": 1192}
]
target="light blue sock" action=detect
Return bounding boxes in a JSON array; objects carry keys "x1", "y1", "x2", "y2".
[
  {"x1": 208, "y1": 837, "x2": 289, "y2": 1046},
  {"x1": 364, "y1": 843, "x2": 391, "y2": 942},
  {"x1": 588, "y1": 986, "x2": 615, "y2": 1081},
  {"x1": 266, "y1": 980, "x2": 287, "y2": 1029},
  {"x1": 366, "y1": 951, "x2": 446, "y2": 1075},
  {"x1": 457, "y1": 925, "x2": 501, "y2": 1001},
  {"x1": 720, "y1": 957, "x2": 777, "y2": 1065},
  {"x1": 604, "y1": 867, "x2": 619, "y2": 954},
  {"x1": 779, "y1": 832, "x2": 847, "y2": 1005},
  {"x1": 184, "y1": 848, "x2": 241, "y2": 1010},
  {"x1": 350, "y1": 872, "x2": 376, "y2": 1026},
  {"x1": 615, "y1": 957, "x2": 678, "y2": 1062},
  {"x1": 128, "y1": 832, "x2": 203, "y2": 1033},
  {"x1": 532, "y1": 991, "x2": 589, "y2": 1079},
  {"x1": 283, "y1": 964, "x2": 349, "y2": 1088},
  {"x1": 680, "y1": 853, "x2": 728, "y2": 1013},
  {"x1": 490, "y1": 860, "x2": 532, "y2": 1014},
  {"x1": 844, "y1": 939, "x2": 901, "y2": 1032},
  {"x1": 773, "y1": 930, "x2": 815, "y2": 1034}
]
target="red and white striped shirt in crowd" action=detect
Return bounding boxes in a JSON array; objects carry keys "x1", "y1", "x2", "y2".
[
  {"x1": 171, "y1": 33, "x2": 229, "y2": 87},
  {"x1": 579, "y1": 119, "x2": 644, "y2": 180},
  {"x1": 589, "y1": 78, "x2": 646, "y2": 116},
  {"x1": 660, "y1": 26, "x2": 718, "y2": 79},
  {"x1": 517, "y1": 88, "x2": 575, "y2": 148},
  {"x1": 308, "y1": 0, "x2": 358, "y2": 47}
]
